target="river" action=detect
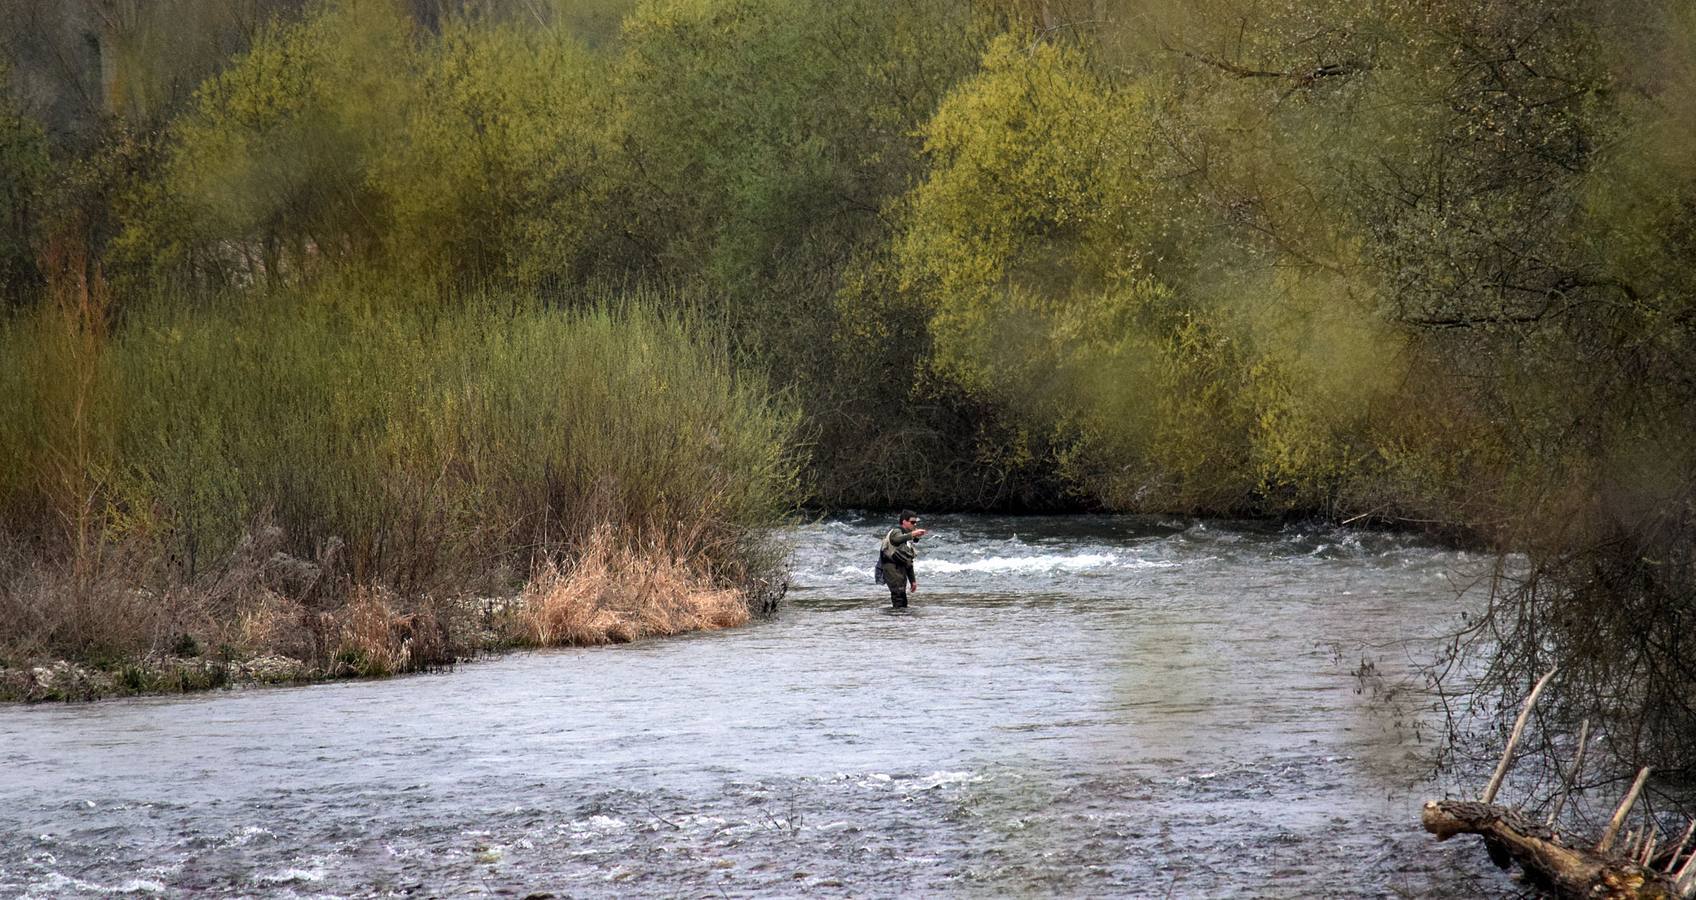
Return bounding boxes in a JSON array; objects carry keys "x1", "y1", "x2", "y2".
[{"x1": 0, "y1": 514, "x2": 1500, "y2": 897}]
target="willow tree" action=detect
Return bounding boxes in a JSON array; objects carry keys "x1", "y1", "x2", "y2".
[
  {"x1": 123, "y1": 1, "x2": 416, "y2": 287},
  {"x1": 372, "y1": 20, "x2": 617, "y2": 286},
  {"x1": 893, "y1": 19, "x2": 1401, "y2": 512}
]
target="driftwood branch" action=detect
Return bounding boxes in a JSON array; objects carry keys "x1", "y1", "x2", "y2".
[
  {"x1": 1599, "y1": 768, "x2": 1653, "y2": 855},
  {"x1": 1676, "y1": 847, "x2": 1696, "y2": 893},
  {"x1": 1422, "y1": 668, "x2": 1693, "y2": 898},
  {"x1": 1422, "y1": 800, "x2": 1685, "y2": 898},
  {"x1": 1666, "y1": 821, "x2": 1695, "y2": 874},
  {"x1": 1482, "y1": 667, "x2": 1558, "y2": 805}
]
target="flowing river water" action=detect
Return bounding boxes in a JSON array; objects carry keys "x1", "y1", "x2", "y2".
[{"x1": 0, "y1": 514, "x2": 1503, "y2": 898}]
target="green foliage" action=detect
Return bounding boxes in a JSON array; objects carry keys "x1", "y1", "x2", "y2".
[
  {"x1": 0, "y1": 281, "x2": 121, "y2": 551},
  {"x1": 615, "y1": 0, "x2": 985, "y2": 339},
  {"x1": 15, "y1": 0, "x2": 1695, "y2": 526},
  {"x1": 894, "y1": 37, "x2": 1164, "y2": 502},
  {"x1": 895, "y1": 33, "x2": 1397, "y2": 512},
  {"x1": 1577, "y1": 4, "x2": 1696, "y2": 410},
  {"x1": 613, "y1": 0, "x2": 1018, "y2": 505},
  {"x1": 374, "y1": 21, "x2": 615, "y2": 284},
  {"x1": 144, "y1": 1, "x2": 416, "y2": 283},
  {"x1": 1, "y1": 281, "x2": 800, "y2": 595},
  {"x1": 900, "y1": 36, "x2": 1155, "y2": 384}
]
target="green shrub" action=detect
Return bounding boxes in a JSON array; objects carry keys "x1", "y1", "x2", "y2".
[{"x1": 0, "y1": 279, "x2": 801, "y2": 662}]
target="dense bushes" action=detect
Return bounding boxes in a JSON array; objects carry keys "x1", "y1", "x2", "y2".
[{"x1": 0, "y1": 278, "x2": 799, "y2": 668}]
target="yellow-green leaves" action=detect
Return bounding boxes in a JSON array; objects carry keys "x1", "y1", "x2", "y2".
[
  {"x1": 901, "y1": 35, "x2": 1158, "y2": 391},
  {"x1": 900, "y1": 36, "x2": 1236, "y2": 506},
  {"x1": 894, "y1": 26, "x2": 1409, "y2": 512},
  {"x1": 163, "y1": 1, "x2": 417, "y2": 280},
  {"x1": 375, "y1": 23, "x2": 613, "y2": 284}
]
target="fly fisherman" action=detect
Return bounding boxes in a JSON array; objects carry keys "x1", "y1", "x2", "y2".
[{"x1": 878, "y1": 510, "x2": 927, "y2": 608}]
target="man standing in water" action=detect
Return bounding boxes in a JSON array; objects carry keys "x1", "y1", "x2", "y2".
[{"x1": 879, "y1": 511, "x2": 927, "y2": 608}]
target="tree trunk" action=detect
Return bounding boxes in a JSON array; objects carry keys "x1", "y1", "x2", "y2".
[{"x1": 1423, "y1": 799, "x2": 1685, "y2": 898}]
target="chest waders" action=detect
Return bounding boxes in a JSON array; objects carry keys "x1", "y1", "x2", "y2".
[{"x1": 879, "y1": 528, "x2": 916, "y2": 608}]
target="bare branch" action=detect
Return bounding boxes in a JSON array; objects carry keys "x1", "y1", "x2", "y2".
[
  {"x1": 1598, "y1": 767, "x2": 1652, "y2": 855},
  {"x1": 1480, "y1": 666, "x2": 1557, "y2": 805},
  {"x1": 1545, "y1": 719, "x2": 1589, "y2": 827}
]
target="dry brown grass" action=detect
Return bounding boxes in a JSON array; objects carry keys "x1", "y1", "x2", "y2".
[
  {"x1": 329, "y1": 585, "x2": 451, "y2": 676},
  {"x1": 0, "y1": 521, "x2": 461, "y2": 683},
  {"x1": 1, "y1": 512, "x2": 756, "y2": 698},
  {"x1": 510, "y1": 530, "x2": 748, "y2": 647},
  {"x1": 0, "y1": 536, "x2": 161, "y2": 663},
  {"x1": 334, "y1": 587, "x2": 408, "y2": 676},
  {"x1": 233, "y1": 588, "x2": 308, "y2": 656}
]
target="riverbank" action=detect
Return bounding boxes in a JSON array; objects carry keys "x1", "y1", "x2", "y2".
[
  {"x1": 0, "y1": 293, "x2": 800, "y2": 703},
  {"x1": 0, "y1": 531, "x2": 783, "y2": 703}
]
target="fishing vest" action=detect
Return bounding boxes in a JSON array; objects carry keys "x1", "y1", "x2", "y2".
[{"x1": 880, "y1": 528, "x2": 918, "y2": 564}]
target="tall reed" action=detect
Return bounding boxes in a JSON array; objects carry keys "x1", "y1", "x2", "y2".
[{"x1": 0, "y1": 278, "x2": 801, "y2": 670}]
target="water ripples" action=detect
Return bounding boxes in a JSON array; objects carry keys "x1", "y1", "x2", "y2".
[{"x1": 0, "y1": 514, "x2": 1498, "y2": 897}]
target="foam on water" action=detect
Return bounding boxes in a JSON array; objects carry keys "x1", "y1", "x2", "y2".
[
  {"x1": 23, "y1": 873, "x2": 166, "y2": 897},
  {"x1": 816, "y1": 552, "x2": 1154, "y2": 583},
  {"x1": 788, "y1": 515, "x2": 1196, "y2": 589},
  {"x1": 255, "y1": 866, "x2": 325, "y2": 885},
  {"x1": 920, "y1": 552, "x2": 1119, "y2": 575}
]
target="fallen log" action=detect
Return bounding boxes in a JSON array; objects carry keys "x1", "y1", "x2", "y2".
[
  {"x1": 1421, "y1": 668, "x2": 1695, "y2": 898},
  {"x1": 1422, "y1": 798, "x2": 1686, "y2": 899}
]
